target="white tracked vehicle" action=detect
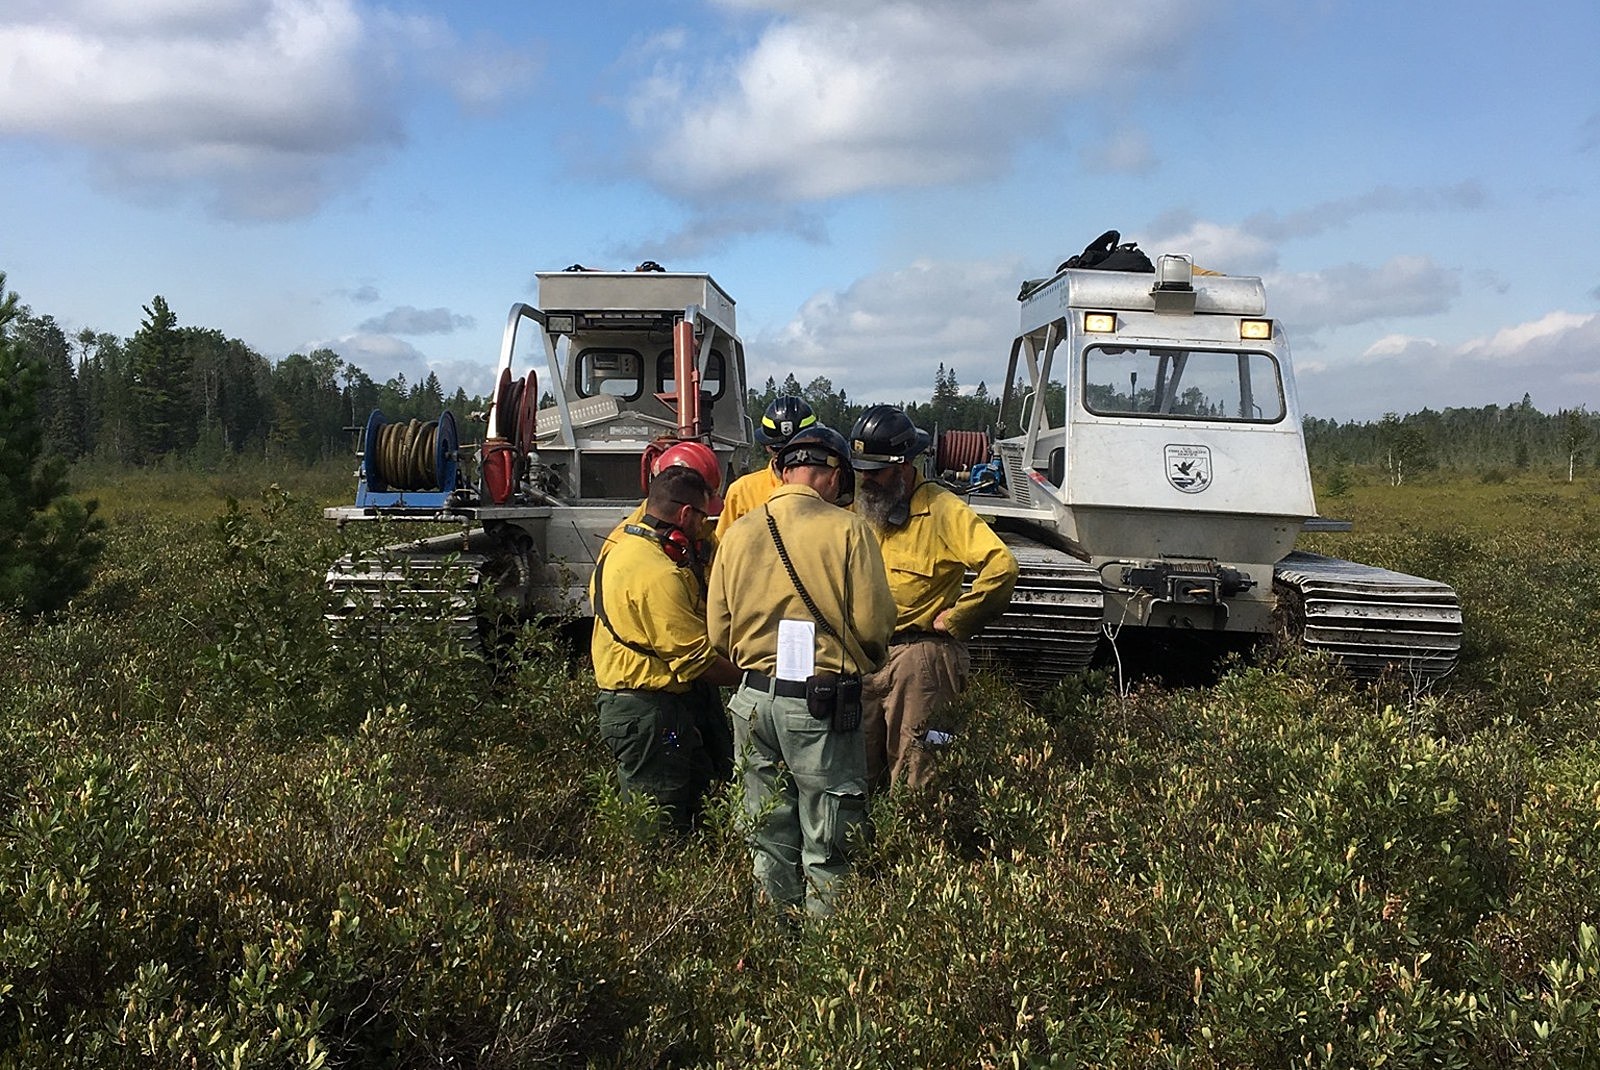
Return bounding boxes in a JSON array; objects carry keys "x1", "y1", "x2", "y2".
[
  {"x1": 941, "y1": 248, "x2": 1463, "y2": 686},
  {"x1": 324, "y1": 267, "x2": 751, "y2": 636}
]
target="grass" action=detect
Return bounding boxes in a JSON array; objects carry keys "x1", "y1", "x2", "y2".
[
  {"x1": 2, "y1": 460, "x2": 1598, "y2": 1067},
  {"x1": 69, "y1": 456, "x2": 355, "y2": 522}
]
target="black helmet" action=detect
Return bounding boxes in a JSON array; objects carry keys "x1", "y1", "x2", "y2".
[
  {"x1": 755, "y1": 396, "x2": 817, "y2": 447},
  {"x1": 776, "y1": 424, "x2": 855, "y2": 503},
  {"x1": 849, "y1": 404, "x2": 931, "y2": 470}
]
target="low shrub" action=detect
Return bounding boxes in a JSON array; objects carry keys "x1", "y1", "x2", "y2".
[{"x1": 5, "y1": 474, "x2": 1600, "y2": 1064}]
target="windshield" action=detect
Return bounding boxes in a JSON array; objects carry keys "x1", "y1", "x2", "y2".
[{"x1": 1083, "y1": 345, "x2": 1285, "y2": 422}]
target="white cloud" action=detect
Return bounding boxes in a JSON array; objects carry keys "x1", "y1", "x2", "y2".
[
  {"x1": 315, "y1": 331, "x2": 497, "y2": 401},
  {"x1": 425, "y1": 358, "x2": 497, "y2": 402},
  {"x1": 1267, "y1": 256, "x2": 1459, "y2": 333},
  {"x1": 1359, "y1": 333, "x2": 1441, "y2": 362},
  {"x1": 1457, "y1": 310, "x2": 1597, "y2": 365},
  {"x1": 9, "y1": 0, "x2": 263, "y2": 33},
  {"x1": 1137, "y1": 186, "x2": 1487, "y2": 287},
  {"x1": 357, "y1": 305, "x2": 476, "y2": 335},
  {"x1": 1142, "y1": 217, "x2": 1279, "y2": 274},
  {"x1": 752, "y1": 257, "x2": 1600, "y2": 423},
  {"x1": 630, "y1": 0, "x2": 1207, "y2": 204},
  {"x1": 320, "y1": 331, "x2": 429, "y2": 386},
  {"x1": 0, "y1": 1, "x2": 536, "y2": 219},
  {"x1": 751, "y1": 257, "x2": 1023, "y2": 402},
  {"x1": 1297, "y1": 310, "x2": 1600, "y2": 419}
]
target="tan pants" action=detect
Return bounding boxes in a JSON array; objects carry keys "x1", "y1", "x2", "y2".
[{"x1": 862, "y1": 635, "x2": 970, "y2": 791}]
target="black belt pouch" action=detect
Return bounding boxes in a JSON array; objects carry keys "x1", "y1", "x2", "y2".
[{"x1": 806, "y1": 672, "x2": 862, "y2": 732}]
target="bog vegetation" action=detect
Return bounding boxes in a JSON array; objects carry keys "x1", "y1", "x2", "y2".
[
  {"x1": 0, "y1": 465, "x2": 1595, "y2": 1067},
  {"x1": 5, "y1": 281, "x2": 1600, "y2": 1065}
]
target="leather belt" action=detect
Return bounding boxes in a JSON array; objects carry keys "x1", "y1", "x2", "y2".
[
  {"x1": 891, "y1": 630, "x2": 941, "y2": 645},
  {"x1": 741, "y1": 670, "x2": 808, "y2": 699}
]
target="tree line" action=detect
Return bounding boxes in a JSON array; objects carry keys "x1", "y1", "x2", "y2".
[
  {"x1": 1305, "y1": 395, "x2": 1600, "y2": 485},
  {"x1": 744, "y1": 362, "x2": 1002, "y2": 458},
  {"x1": 10, "y1": 278, "x2": 1596, "y2": 483},
  {"x1": 12, "y1": 294, "x2": 478, "y2": 468}
]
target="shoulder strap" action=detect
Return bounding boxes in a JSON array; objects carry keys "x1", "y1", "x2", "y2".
[
  {"x1": 764, "y1": 504, "x2": 871, "y2": 674},
  {"x1": 592, "y1": 554, "x2": 667, "y2": 665},
  {"x1": 765, "y1": 507, "x2": 840, "y2": 642}
]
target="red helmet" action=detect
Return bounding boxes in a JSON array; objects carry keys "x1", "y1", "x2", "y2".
[{"x1": 652, "y1": 441, "x2": 724, "y2": 514}]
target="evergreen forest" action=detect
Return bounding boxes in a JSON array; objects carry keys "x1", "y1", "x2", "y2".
[{"x1": 10, "y1": 286, "x2": 1598, "y2": 485}]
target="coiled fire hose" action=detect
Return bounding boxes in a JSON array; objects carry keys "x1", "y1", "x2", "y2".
[
  {"x1": 936, "y1": 429, "x2": 991, "y2": 475},
  {"x1": 371, "y1": 418, "x2": 442, "y2": 491}
]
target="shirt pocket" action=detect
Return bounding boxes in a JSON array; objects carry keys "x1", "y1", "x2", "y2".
[{"x1": 879, "y1": 521, "x2": 938, "y2": 583}]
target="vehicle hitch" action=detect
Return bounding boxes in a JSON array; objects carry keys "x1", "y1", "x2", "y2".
[{"x1": 1120, "y1": 561, "x2": 1256, "y2": 605}]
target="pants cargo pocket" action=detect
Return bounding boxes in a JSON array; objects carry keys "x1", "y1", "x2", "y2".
[
  {"x1": 600, "y1": 711, "x2": 658, "y2": 780},
  {"x1": 822, "y1": 787, "x2": 871, "y2": 861}
]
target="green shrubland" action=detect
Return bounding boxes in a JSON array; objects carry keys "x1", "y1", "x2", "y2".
[{"x1": 2, "y1": 472, "x2": 1599, "y2": 1067}]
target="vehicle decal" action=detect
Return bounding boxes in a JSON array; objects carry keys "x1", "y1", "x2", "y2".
[{"x1": 1165, "y1": 444, "x2": 1212, "y2": 493}]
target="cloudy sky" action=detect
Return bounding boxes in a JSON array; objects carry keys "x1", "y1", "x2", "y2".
[{"x1": 3, "y1": 0, "x2": 1597, "y2": 421}]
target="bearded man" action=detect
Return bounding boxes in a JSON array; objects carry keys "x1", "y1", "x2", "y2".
[{"x1": 849, "y1": 404, "x2": 1019, "y2": 790}]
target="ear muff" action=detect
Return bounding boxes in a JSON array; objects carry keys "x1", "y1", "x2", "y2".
[{"x1": 658, "y1": 525, "x2": 692, "y2": 565}]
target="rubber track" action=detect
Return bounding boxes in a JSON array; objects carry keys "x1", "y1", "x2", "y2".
[
  {"x1": 1274, "y1": 550, "x2": 1462, "y2": 680},
  {"x1": 966, "y1": 532, "x2": 1105, "y2": 689}
]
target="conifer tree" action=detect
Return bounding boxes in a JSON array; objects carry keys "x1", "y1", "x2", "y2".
[
  {"x1": 129, "y1": 295, "x2": 190, "y2": 458},
  {"x1": 15, "y1": 312, "x2": 82, "y2": 460},
  {"x1": 77, "y1": 328, "x2": 136, "y2": 462},
  {"x1": 0, "y1": 272, "x2": 105, "y2": 616}
]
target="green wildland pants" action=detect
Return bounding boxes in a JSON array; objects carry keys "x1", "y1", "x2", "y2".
[
  {"x1": 596, "y1": 680, "x2": 733, "y2": 832},
  {"x1": 729, "y1": 680, "x2": 870, "y2": 916}
]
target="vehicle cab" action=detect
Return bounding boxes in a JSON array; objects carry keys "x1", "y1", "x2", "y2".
[{"x1": 990, "y1": 254, "x2": 1317, "y2": 632}]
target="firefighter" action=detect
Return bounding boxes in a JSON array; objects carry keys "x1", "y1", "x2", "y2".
[
  {"x1": 849, "y1": 404, "x2": 1019, "y2": 790},
  {"x1": 707, "y1": 425, "x2": 896, "y2": 916},
  {"x1": 590, "y1": 465, "x2": 740, "y2": 832},
  {"x1": 716, "y1": 396, "x2": 818, "y2": 536},
  {"x1": 599, "y1": 440, "x2": 725, "y2": 578}
]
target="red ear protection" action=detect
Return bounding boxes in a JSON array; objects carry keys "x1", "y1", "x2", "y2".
[
  {"x1": 658, "y1": 526, "x2": 692, "y2": 565},
  {"x1": 624, "y1": 522, "x2": 693, "y2": 566}
]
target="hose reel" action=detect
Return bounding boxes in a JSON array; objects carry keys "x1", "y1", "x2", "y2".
[
  {"x1": 935, "y1": 429, "x2": 991, "y2": 476},
  {"x1": 362, "y1": 409, "x2": 460, "y2": 493},
  {"x1": 481, "y1": 367, "x2": 538, "y2": 504}
]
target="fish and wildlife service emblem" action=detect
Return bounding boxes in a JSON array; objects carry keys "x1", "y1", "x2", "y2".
[{"x1": 1165, "y1": 444, "x2": 1212, "y2": 493}]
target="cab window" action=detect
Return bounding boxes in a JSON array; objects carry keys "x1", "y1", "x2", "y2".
[
  {"x1": 1083, "y1": 346, "x2": 1285, "y2": 422},
  {"x1": 656, "y1": 349, "x2": 726, "y2": 401},
  {"x1": 576, "y1": 349, "x2": 644, "y2": 401}
]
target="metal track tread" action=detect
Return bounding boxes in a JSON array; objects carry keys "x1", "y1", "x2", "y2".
[
  {"x1": 967, "y1": 533, "x2": 1105, "y2": 689},
  {"x1": 1274, "y1": 550, "x2": 1462, "y2": 680},
  {"x1": 326, "y1": 549, "x2": 491, "y2": 641}
]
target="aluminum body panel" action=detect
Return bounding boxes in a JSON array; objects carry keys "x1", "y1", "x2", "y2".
[
  {"x1": 534, "y1": 272, "x2": 736, "y2": 334},
  {"x1": 1020, "y1": 269, "x2": 1265, "y2": 335}
]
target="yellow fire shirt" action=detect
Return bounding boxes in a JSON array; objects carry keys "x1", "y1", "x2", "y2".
[
  {"x1": 708, "y1": 483, "x2": 896, "y2": 678},
  {"x1": 715, "y1": 463, "x2": 782, "y2": 537},
  {"x1": 868, "y1": 476, "x2": 1019, "y2": 641},
  {"x1": 589, "y1": 529, "x2": 719, "y2": 692}
]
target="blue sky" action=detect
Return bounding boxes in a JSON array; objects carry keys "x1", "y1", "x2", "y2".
[{"x1": 3, "y1": 0, "x2": 1597, "y2": 422}]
